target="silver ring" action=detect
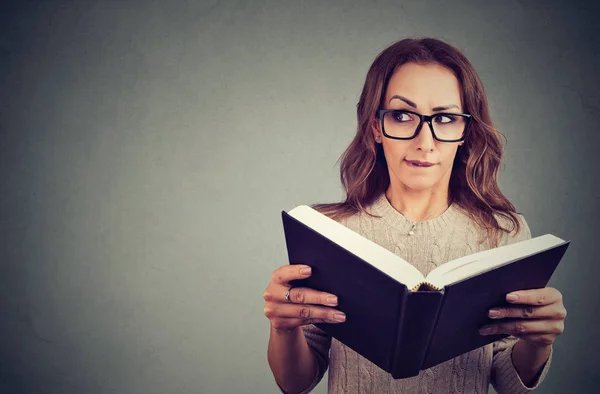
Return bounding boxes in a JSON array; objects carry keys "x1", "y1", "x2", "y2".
[{"x1": 285, "y1": 287, "x2": 293, "y2": 302}]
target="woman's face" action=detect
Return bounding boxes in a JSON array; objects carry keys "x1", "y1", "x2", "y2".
[{"x1": 372, "y1": 62, "x2": 464, "y2": 193}]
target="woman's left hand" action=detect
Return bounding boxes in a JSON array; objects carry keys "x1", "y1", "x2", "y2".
[{"x1": 479, "y1": 287, "x2": 567, "y2": 348}]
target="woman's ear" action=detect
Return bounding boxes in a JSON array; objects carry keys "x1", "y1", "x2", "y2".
[{"x1": 371, "y1": 117, "x2": 382, "y2": 143}]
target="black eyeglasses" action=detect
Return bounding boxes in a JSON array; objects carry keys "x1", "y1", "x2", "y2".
[{"x1": 377, "y1": 109, "x2": 472, "y2": 142}]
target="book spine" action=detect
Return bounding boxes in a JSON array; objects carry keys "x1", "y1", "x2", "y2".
[{"x1": 390, "y1": 289, "x2": 444, "y2": 379}]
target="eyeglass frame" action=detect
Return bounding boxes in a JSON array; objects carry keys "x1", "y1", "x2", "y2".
[{"x1": 376, "y1": 109, "x2": 472, "y2": 142}]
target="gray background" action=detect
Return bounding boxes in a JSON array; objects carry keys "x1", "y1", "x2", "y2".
[{"x1": 1, "y1": 1, "x2": 598, "y2": 393}]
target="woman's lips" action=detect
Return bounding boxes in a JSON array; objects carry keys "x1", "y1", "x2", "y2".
[{"x1": 405, "y1": 160, "x2": 435, "y2": 168}]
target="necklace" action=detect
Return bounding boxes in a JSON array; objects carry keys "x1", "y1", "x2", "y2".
[{"x1": 406, "y1": 203, "x2": 449, "y2": 236}]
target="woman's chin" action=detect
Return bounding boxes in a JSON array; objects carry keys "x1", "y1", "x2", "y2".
[{"x1": 400, "y1": 178, "x2": 438, "y2": 191}]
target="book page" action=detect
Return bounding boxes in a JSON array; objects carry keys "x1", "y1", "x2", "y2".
[
  {"x1": 424, "y1": 234, "x2": 566, "y2": 288},
  {"x1": 289, "y1": 206, "x2": 425, "y2": 289}
]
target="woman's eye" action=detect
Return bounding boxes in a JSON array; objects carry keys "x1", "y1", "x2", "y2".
[
  {"x1": 393, "y1": 111, "x2": 411, "y2": 122},
  {"x1": 435, "y1": 114, "x2": 456, "y2": 123}
]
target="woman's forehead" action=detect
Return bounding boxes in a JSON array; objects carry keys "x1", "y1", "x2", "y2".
[{"x1": 385, "y1": 63, "x2": 463, "y2": 109}]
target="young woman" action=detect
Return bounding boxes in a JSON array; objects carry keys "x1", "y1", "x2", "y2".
[{"x1": 263, "y1": 37, "x2": 566, "y2": 394}]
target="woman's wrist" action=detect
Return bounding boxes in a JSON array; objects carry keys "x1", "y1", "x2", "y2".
[{"x1": 271, "y1": 324, "x2": 302, "y2": 336}]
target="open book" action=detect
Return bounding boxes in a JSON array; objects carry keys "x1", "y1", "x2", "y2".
[{"x1": 282, "y1": 205, "x2": 570, "y2": 379}]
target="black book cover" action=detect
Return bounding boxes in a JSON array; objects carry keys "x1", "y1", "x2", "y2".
[
  {"x1": 281, "y1": 210, "x2": 570, "y2": 379},
  {"x1": 420, "y1": 242, "x2": 568, "y2": 370}
]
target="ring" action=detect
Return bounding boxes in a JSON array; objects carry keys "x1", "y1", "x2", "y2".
[{"x1": 285, "y1": 287, "x2": 293, "y2": 302}]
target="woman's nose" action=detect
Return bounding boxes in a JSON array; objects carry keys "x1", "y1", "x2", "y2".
[{"x1": 414, "y1": 121, "x2": 436, "y2": 151}]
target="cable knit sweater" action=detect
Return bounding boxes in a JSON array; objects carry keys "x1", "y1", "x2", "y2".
[{"x1": 285, "y1": 192, "x2": 553, "y2": 394}]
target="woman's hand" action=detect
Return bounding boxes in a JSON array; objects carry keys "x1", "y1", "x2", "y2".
[
  {"x1": 479, "y1": 287, "x2": 567, "y2": 348},
  {"x1": 263, "y1": 264, "x2": 347, "y2": 333}
]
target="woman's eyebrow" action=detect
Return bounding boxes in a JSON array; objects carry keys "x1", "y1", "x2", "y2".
[{"x1": 389, "y1": 95, "x2": 459, "y2": 111}]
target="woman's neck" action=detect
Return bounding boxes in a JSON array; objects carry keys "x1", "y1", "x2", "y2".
[{"x1": 385, "y1": 184, "x2": 451, "y2": 222}]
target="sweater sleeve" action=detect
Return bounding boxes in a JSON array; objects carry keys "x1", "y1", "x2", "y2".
[
  {"x1": 490, "y1": 214, "x2": 553, "y2": 393},
  {"x1": 491, "y1": 335, "x2": 553, "y2": 393},
  {"x1": 276, "y1": 324, "x2": 332, "y2": 394}
]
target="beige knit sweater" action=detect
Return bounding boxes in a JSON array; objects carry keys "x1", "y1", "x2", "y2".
[{"x1": 283, "y1": 192, "x2": 553, "y2": 394}]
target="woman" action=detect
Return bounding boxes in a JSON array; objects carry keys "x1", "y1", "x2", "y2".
[{"x1": 263, "y1": 37, "x2": 566, "y2": 394}]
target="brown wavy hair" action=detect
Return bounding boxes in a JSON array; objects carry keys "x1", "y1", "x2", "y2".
[{"x1": 312, "y1": 37, "x2": 522, "y2": 247}]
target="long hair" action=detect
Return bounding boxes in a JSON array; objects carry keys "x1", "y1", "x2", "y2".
[{"x1": 312, "y1": 37, "x2": 522, "y2": 247}]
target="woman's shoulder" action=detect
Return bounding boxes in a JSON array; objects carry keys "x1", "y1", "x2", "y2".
[
  {"x1": 452, "y1": 204, "x2": 532, "y2": 249},
  {"x1": 493, "y1": 211, "x2": 532, "y2": 246},
  {"x1": 311, "y1": 201, "x2": 375, "y2": 228}
]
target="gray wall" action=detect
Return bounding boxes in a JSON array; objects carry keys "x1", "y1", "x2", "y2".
[{"x1": 1, "y1": 1, "x2": 598, "y2": 393}]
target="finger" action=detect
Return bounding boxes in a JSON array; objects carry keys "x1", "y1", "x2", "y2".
[
  {"x1": 488, "y1": 304, "x2": 567, "y2": 320},
  {"x1": 263, "y1": 285, "x2": 338, "y2": 306},
  {"x1": 266, "y1": 303, "x2": 346, "y2": 323},
  {"x1": 270, "y1": 265, "x2": 312, "y2": 285},
  {"x1": 286, "y1": 286, "x2": 339, "y2": 306},
  {"x1": 480, "y1": 319, "x2": 564, "y2": 336},
  {"x1": 506, "y1": 287, "x2": 562, "y2": 306}
]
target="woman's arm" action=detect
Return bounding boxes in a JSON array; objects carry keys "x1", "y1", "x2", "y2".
[
  {"x1": 511, "y1": 340, "x2": 552, "y2": 387},
  {"x1": 490, "y1": 335, "x2": 553, "y2": 393},
  {"x1": 263, "y1": 264, "x2": 339, "y2": 393},
  {"x1": 268, "y1": 326, "x2": 318, "y2": 394}
]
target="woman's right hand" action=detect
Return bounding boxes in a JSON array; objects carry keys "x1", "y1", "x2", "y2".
[{"x1": 263, "y1": 264, "x2": 347, "y2": 333}]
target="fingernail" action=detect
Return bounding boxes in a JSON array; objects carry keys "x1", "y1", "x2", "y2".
[
  {"x1": 479, "y1": 326, "x2": 494, "y2": 335},
  {"x1": 300, "y1": 267, "x2": 311, "y2": 275},
  {"x1": 326, "y1": 296, "x2": 338, "y2": 305},
  {"x1": 334, "y1": 312, "x2": 346, "y2": 322},
  {"x1": 488, "y1": 309, "x2": 501, "y2": 318},
  {"x1": 506, "y1": 293, "x2": 519, "y2": 302}
]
